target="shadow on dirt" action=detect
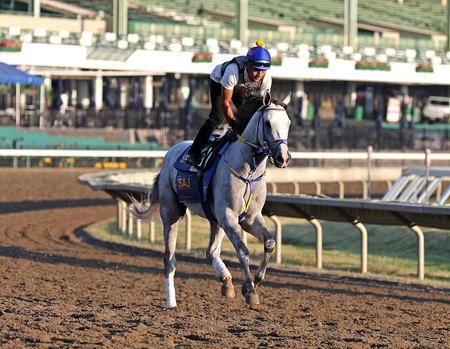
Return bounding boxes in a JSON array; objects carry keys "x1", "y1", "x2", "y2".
[
  {"x1": 1, "y1": 227, "x2": 448, "y2": 305},
  {"x1": 0, "y1": 199, "x2": 115, "y2": 214}
]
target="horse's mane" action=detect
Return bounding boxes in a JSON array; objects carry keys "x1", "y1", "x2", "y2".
[{"x1": 234, "y1": 94, "x2": 264, "y2": 134}]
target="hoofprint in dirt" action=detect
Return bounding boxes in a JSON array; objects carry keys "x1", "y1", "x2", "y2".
[{"x1": 0, "y1": 168, "x2": 448, "y2": 348}]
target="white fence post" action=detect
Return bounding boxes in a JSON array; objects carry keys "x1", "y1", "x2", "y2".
[
  {"x1": 353, "y1": 220, "x2": 368, "y2": 274},
  {"x1": 137, "y1": 219, "x2": 142, "y2": 241},
  {"x1": 268, "y1": 215, "x2": 282, "y2": 264},
  {"x1": 128, "y1": 211, "x2": 134, "y2": 238},
  {"x1": 149, "y1": 221, "x2": 155, "y2": 243},
  {"x1": 308, "y1": 218, "x2": 323, "y2": 269}
]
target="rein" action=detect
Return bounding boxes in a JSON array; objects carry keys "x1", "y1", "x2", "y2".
[{"x1": 224, "y1": 105, "x2": 288, "y2": 222}]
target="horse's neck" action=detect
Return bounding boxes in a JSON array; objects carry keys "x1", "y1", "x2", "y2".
[
  {"x1": 226, "y1": 111, "x2": 267, "y2": 176},
  {"x1": 240, "y1": 111, "x2": 260, "y2": 144}
]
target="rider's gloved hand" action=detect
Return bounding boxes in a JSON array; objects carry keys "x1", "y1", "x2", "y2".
[{"x1": 229, "y1": 118, "x2": 244, "y2": 135}]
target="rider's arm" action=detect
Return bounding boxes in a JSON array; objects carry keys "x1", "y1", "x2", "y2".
[
  {"x1": 220, "y1": 64, "x2": 239, "y2": 123},
  {"x1": 221, "y1": 88, "x2": 236, "y2": 123}
]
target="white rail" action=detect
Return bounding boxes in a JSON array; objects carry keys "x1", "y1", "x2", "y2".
[{"x1": 1, "y1": 148, "x2": 450, "y2": 161}]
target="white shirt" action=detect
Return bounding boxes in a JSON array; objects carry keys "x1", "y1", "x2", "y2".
[{"x1": 210, "y1": 62, "x2": 272, "y2": 95}]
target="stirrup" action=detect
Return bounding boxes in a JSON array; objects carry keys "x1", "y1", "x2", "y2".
[{"x1": 181, "y1": 154, "x2": 201, "y2": 167}]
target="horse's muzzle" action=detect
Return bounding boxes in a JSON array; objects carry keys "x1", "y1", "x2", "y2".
[{"x1": 274, "y1": 148, "x2": 291, "y2": 168}]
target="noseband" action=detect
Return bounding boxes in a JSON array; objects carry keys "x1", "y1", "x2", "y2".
[{"x1": 257, "y1": 107, "x2": 289, "y2": 165}]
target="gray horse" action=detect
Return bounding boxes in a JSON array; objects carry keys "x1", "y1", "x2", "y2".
[{"x1": 131, "y1": 91, "x2": 291, "y2": 308}]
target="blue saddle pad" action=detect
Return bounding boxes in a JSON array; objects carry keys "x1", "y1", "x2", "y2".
[
  {"x1": 174, "y1": 147, "x2": 200, "y2": 203},
  {"x1": 173, "y1": 142, "x2": 232, "y2": 223}
]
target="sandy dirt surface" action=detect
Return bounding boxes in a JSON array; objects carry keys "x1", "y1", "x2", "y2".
[{"x1": 0, "y1": 168, "x2": 449, "y2": 348}]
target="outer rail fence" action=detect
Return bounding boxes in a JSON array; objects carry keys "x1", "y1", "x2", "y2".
[
  {"x1": 2, "y1": 146, "x2": 450, "y2": 166},
  {"x1": 2, "y1": 147, "x2": 450, "y2": 199},
  {"x1": 3, "y1": 147, "x2": 449, "y2": 279},
  {"x1": 77, "y1": 165, "x2": 450, "y2": 281}
]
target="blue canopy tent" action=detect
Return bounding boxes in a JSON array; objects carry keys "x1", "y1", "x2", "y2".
[
  {"x1": 0, "y1": 62, "x2": 43, "y2": 126},
  {"x1": 0, "y1": 62, "x2": 43, "y2": 85}
]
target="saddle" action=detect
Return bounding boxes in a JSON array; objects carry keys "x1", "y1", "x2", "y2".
[
  {"x1": 173, "y1": 131, "x2": 237, "y2": 222},
  {"x1": 200, "y1": 130, "x2": 237, "y2": 171}
]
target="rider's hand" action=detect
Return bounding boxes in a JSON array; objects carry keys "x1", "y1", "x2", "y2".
[{"x1": 226, "y1": 113, "x2": 237, "y2": 123}]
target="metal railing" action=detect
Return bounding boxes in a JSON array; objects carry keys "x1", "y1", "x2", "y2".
[{"x1": 1, "y1": 146, "x2": 450, "y2": 165}]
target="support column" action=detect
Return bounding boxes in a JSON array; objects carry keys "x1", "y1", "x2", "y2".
[
  {"x1": 295, "y1": 81, "x2": 307, "y2": 125},
  {"x1": 33, "y1": 0, "x2": 40, "y2": 17},
  {"x1": 236, "y1": 0, "x2": 248, "y2": 43},
  {"x1": 344, "y1": 0, "x2": 358, "y2": 48},
  {"x1": 15, "y1": 83, "x2": 20, "y2": 126},
  {"x1": 347, "y1": 81, "x2": 357, "y2": 109},
  {"x1": 39, "y1": 83, "x2": 45, "y2": 128},
  {"x1": 447, "y1": 0, "x2": 450, "y2": 52},
  {"x1": 113, "y1": 0, "x2": 128, "y2": 37},
  {"x1": 95, "y1": 74, "x2": 103, "y2": 111},
  {"x1": 144, "y1": 76, "x2": 153, "y2": 110},
  {"x1": 180, "y1": 75, "x2": 190, "y2": 103}
]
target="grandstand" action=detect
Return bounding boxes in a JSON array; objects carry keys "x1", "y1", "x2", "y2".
[
  {"x1": 55, "y1": 0, "x2": 448, "y2": 38},
  {"x1": 1, "y1": 0, "x2": 449, "y2": 49},
  {"x1": 1, "y1": 0, "x2": 450, "y2": 152}
]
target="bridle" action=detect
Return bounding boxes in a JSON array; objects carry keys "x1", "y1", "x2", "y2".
[
  {"x1": 232, "y1": 105, "x2": 288, "y2": 166},
  {"x1": 223, "y1": 104, "x2": 289, "y2": 221}
]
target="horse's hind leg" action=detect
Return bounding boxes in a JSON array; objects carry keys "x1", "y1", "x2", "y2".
[
  {"x1": 241, "y1": 214, "x2": 276, "y2": 289},
  {"x1": 163, "y1": 219, "x2": 181, "y2": 309},
  {"x1": 161, "y1": 197, "x2": 186, "y2": 309},
  {"x1": 206, "y1": 223, "x2": 235, "y2": 298}
]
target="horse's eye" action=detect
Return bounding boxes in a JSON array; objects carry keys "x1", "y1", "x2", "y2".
[{"x1": 265, "y1": 120, "x2": 271, "y2": 128}]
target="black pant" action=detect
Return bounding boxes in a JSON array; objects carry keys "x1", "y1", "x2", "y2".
[{"x1": 188, "y1": 79, "x2": 224, "y2": 157}]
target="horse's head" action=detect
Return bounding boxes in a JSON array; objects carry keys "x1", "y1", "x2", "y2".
[{"x1": 257, "y1": 91, "x2": 291, "y2": 168}]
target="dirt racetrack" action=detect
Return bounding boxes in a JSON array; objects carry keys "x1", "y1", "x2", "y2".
[{"x1": 0, "y1": 168, "x2": 449, "y2": 348}]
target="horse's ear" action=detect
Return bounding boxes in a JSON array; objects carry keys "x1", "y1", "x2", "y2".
[
  {"x1": 263, "y1": 90, "x2": 271, "y2": 107},
  {"x1": 279, "y1": 92, "x2": 291, "y2": 109}
]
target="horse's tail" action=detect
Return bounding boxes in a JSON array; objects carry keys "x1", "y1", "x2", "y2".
[{"x1": 128, "y1": 172, "x2": 161, "y2": 221}]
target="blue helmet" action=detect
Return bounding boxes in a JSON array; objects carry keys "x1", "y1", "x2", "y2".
[{"x1": 246, "y1": 40, "x2": 271, "y2": 70}]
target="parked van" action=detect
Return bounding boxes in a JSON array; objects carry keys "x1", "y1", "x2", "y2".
[{"x1": 422, "y1": 96, "x2": 450, "y2": 123}]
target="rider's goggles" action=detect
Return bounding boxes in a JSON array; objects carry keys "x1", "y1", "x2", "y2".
[{"x1": 251, "y1": 61, "x2": 271, "y2": 69}]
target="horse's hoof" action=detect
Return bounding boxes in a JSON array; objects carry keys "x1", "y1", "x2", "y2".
[
  {"x1": 245, "y1": 291, "x2": 260, "y2": 305},
  {"x1": 221, "y1": 276, "x2": 235, "y2": 298}
]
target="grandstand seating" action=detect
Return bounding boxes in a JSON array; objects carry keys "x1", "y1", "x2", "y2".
[
  {"x1": 1, "y1": 0, "x2": 448, "y2": 67},
  {"x1": 2, "y1": 0, "x2": 447, "y2": 53},
  {"x1": 0, "y1": 126, "x2": 160, "y2": 150}
]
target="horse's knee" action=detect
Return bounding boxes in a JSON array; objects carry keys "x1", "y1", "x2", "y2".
[
  {"x1": 237, "y1": 240, "x2": 250, "y2": 261},
  {"x1": 264, "y1": 238, "x2": 276, "y2": 254}
]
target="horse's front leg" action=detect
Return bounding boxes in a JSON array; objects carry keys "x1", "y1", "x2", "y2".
[
  {"x1": 219, "y1": 215, "x2": 258, "y2": 305},
  {"x1": 241, "y1": 213, "x2": 275, "y2": 289},
  {"x1": 206, "y1": 223, "x2": 235, "y2": 298}
]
